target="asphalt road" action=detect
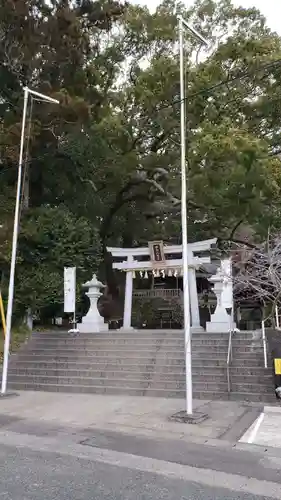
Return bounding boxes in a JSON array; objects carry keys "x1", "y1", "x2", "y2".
[
  {"x1": 0, "y1": 420, "x2": 280, "y2": 500},
  {"x1": 0, "y1": 442, "x2": 279, "y2": 500},
  {"x1": 1, "y1": 416, "x2": 281, "y2": 486}
]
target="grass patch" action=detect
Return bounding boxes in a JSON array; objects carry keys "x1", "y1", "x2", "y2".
[{"x1": 0, "y1": 325, "x2": 31, "y2": 362}]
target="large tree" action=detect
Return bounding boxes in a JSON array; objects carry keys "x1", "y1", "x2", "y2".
[
  {"x1": 1, "y1": 0, "x2": 281, "y2": 314},
  {"x1": 0, "y1": 0, "x2": 126, "y2": 312},
  {"x1": 57, "y1": 0, "x2": 281, "y2": 247}
]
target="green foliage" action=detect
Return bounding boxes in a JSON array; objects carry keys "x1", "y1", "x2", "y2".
[
  {"x1": 132, "y1": 297, "x2": 183, "y2": 327},
  {"x1": 132, "y1": 298, "x2": 156, "y2": 327},
  {"x1": 1, "y1": 0, "x2": 281, "y2": 313},
  {"x1": 11, "y1": 205, "x2": 101, "y2": 314},
  {"x1": 0, "y1": 324, "x2": 31, "y2": 362}
]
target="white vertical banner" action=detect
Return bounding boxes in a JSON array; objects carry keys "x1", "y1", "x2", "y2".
[{"x1": 64, "y1": 267, "x2": 76, "y2": 313}]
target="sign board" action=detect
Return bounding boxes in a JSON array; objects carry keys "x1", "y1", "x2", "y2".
[
  {"x1": 64, "y1": 267, "x2": 76, "y2": 313},
  {"x1": 274, "y1": 358, "x2": 281, "y2": 375},
  {"x1": 148, "y1": 240, "x2": 166, "y2": 267}
]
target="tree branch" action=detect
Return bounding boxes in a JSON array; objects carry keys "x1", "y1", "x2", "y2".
[{"x1": 229, "y1": 218, "x2": 245, "y2": 240}]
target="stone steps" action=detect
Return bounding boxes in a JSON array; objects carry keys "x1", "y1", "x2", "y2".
[
  {"x1": 20, "y1": 340, "x2": 182, "y2": 349},
  {"x1": 7, "y1": 329, "x2": 275, "y2": 403},
  {"x1": 8, "y1": 375, "x2": 228, "y2": 393},
  {"x1": 10, "y1": 353, "x2": 264, "y2": 367},
  {"x1": 8, "y1": 364, "x2": 220, "y2": 375},
  {"x1": 7, "y1": 382, "x2": 186, "y2": 398},
  {"x1": 231, "y1": 382, "x2": 273, "y2": 393},
  {"x1": 231, "y1": 358, "x2": 268, "y2": 367},
  {"x1": 9, "y1": 374, "x2": 187, "y2": 389},
  {"x1": 29, "y1": 332, "x2": 257, "y2": 342},
  {"x1": 9, "y1": 369, "x2": 185, "y2": 380},
  {"x1": 24, "y1": 343, "x2": 261, "y2": 353},
  {"x1": 9, "y1": 362, "x2": 270, "y2": 377},
  {"x1": 15, "y1": 349, "x2": 263, "y2": 359},
  {"x1": 10, "y1": 355, "x2": 268, "y2": 370},
  {"x1": 30, "y1": 331, "x2": 184, "y2": 339},
  {"x1": 26, "y1": 334, "x2": 257, "y2": 343},
  {"x1": 9, "y1": 379, "x2": 275, "y2": 402},
  {"x1": 8, "y1": 371, "x2": 271, "y2": 387},
  {"x1": 229, "y1": 392, "x2": 276, "y2": 403}
]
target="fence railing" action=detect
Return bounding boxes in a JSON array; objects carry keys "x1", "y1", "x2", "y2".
[
  {"x1": 133, "y1": 289, "x2": 183, "y2": 299},
  {"x1": 226, "y1": 327, "x2": 233, "y2": 394},
  {"x1": 133, "y1": 289, "x2": 217, "y2": 305},
  {"x1": 261, "y1": 320, "x2": 268, "y2": 369}
]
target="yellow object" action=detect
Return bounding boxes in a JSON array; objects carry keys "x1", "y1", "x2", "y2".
[
  {"x1": 274, "y1": 358, "x2": 281, "y2": 375},
  {"x1": 0, "y1": 291, "x2": 6, "y2": 338},
  {"x1": 0, "y1": 292, "x2": 6, "y2": 337}
]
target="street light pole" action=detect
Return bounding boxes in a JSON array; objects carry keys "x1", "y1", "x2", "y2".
[
  {"x1": 1, "y1": 87, "x2": 59, "y2": 395},
  {"x1": 178, "y1": 17, "x2": 207, "y2": 415}
]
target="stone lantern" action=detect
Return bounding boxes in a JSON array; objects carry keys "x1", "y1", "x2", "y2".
[
  {"x1": 206, "y1": 265, "x2": 231, "y2": 333},
  {"x1": 78, "y1": 274, "x2": 108, "y2": 333}
]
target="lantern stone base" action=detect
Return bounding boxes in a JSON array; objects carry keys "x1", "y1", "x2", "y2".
[
  {"x1": 78, "y1": 319, "x2": 108, "y2": 333},
  {"x1": 191, "y1": 325, "x2": 204, "y2": 333},
  {"x1": 206, "y1": 308, "x2": 230, "y2": 333},
  {"x1": 206, "y1": 321, "x2": 230, "y2": 333}
]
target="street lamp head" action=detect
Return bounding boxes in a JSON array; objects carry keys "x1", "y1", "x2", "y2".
[
  {"x1": 178, "y1": 16, "x2": 208, "y2": 46},
  {"x1": 24, "y1": 87, "x2": 59, "y2": 105},
  {"x1": 39, "y1": 95, "x2": 60, "y2": 105}
]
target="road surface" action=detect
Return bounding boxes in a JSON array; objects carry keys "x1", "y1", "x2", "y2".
[{"x1": 0, "y1": 425, "x2": 281, "y2": 499}]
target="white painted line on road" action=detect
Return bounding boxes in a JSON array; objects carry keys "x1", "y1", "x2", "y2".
[{"x1": 247, "y1": 412, "x2": 264, "y2": 444}]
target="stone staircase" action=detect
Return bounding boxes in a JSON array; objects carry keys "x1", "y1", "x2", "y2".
[
  {"x1": 230, "y1": 332, "x2": 274, "y2": 402},
  {"x1": 6, "y1": 329, "x2": 275, "y2": 402}
]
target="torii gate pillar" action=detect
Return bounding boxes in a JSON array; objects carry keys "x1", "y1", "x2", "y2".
[{"x1": 123, "y1": 255, "x2": 134, "y2": 330}]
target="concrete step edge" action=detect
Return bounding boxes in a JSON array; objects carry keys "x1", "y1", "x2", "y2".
[
  {"x1": 8, "y1": 385, "x2": 184, "y2": 391},
  {"x1": 16, "y1": 354, "x2": 266, "y2": 362},
  {"x1": 7, "y1": 384, "x2": 229, "y2": 398},
  {"x1": 8, "y1": 367, "x2": 225, "y2": 374},
  {"x1": 7, "y1": 376, "x2": 228, "y2": 390}
]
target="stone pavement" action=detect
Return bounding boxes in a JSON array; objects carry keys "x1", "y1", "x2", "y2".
[
  {"x1": 0, "y1": 391, "x2": 262, "y2": 443},
  {"x1": 240, "y1": 405, "x2": 281, "y2": 448}
]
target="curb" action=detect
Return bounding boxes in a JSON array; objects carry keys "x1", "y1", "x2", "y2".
[{"x1": 264, "y1": 405, "x2": 281, "y2": 414}]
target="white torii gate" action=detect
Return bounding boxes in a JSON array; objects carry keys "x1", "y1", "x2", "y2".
[{"x1": 107, "y1": 238, "x2": 216, "y2": 330}]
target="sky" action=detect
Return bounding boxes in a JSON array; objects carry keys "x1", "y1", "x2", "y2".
[{"x1": 129, "y1": 0, "x2": 281, "y2": 34}]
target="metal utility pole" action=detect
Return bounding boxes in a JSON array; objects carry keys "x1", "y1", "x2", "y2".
[
  {"x1": 178, "y1": 17, "x2": 208, "y2": 414},
  {"x1": 1, "y1": 87, "x2": 59, "y2": 395}
]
